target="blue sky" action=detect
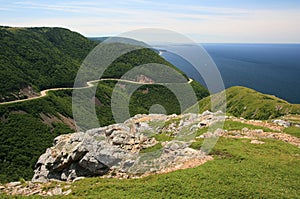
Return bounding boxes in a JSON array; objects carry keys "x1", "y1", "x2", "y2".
[{"x1": 0, "y1": 0, "x2": 299, "y2": 43}]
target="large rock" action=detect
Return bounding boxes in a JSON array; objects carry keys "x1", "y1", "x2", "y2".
[{"x1": 32, "y1": 112, "x2": 223, "y2": 182}]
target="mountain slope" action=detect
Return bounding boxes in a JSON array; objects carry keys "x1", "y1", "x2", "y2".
[
  {"x1": 196, "y1": 86, "x2": 300, "y2": 120},
  {"x1": 0, "y1": 26, "x2": 96, "y2": 102},
  {"x1": 0, "y1": 26, "x2": 209, "y2": 182}
]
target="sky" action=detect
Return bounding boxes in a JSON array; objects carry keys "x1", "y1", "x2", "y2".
[{"x1": 0, "y1": 0, "x2": 300, "y2": 43}]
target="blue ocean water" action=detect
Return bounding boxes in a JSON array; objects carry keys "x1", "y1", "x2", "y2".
[{"x1": 159, "y1": 44, "x2": 300, "y2": 104}]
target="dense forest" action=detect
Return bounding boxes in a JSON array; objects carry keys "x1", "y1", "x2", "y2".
[{"x1": 0, "y1": 26, "x2": 97, "y2": 102}]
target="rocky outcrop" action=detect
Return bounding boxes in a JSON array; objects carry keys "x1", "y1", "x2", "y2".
[
  {"x1": 32, "y1": 112, "x2": 224, "y2": 182},
  {"x1": 272, "y1": 119, "x2": 290, "y2": 127},
  {"x1": 1, "y1": 181, "x2": 72, "y2": 196}
]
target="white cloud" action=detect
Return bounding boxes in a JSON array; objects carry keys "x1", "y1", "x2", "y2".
[{"x1": 2, "y1": 1, "x2": 300, "y2": 43}]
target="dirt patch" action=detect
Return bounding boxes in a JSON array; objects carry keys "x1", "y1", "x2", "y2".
[
  {"x1": 223, "y1": 129, "x2": 300, "y2": 147},
  {"x1": 19, "y1": 86, "x2": 39, "y2": 98},
  {"x1": 230, "y1": 117, "x2": 284, "y2": 131},
  {"x1": 149, "y1": 156, "x2": 213, "y2": 176},
  {"x1": 40, "y1": 113, "x2": 76, "y2": 131},
  {"x1": 136, "y1": 75, "x2": 154, "y2": 84},
  {"x1": 57, "y1": 113, "x2": 76, "y2": 130},
  {"x1": 92, "y1": 96, "x2": 103, "y2": 107},
  {"x1": 40, "y1": 113, "x2": 61, "y2": 127}
]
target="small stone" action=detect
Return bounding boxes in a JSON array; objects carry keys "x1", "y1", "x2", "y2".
[
  {"x1": 202, "y1": 110, "x2": 212, "y2": 116},
  {"x1": 63, "y1": 189, "x2": 72, "y2": 195},
  {"x1": 27, "y1": 190, "x2": 41, "y2": 196},
  {"x1": 139, "y1": 134, "x2": 147, "y2": 142},
  {"x1": 169, "y1": 143, "x2": 180, "y2": 151},
  {"x1": 51, "y1": 187, "x2": 62, "y2": 195},
  {"x1": 7, "y1": 181, "x2": 21, "y2": 187},
  {"x1": 179, "y1": 120, "x2": 184, "y2": 126},
  {"x1": 72, "y1": 177, "x2": 85, "y2": 182},
  {"x1": 242, "y1": 127, "x2": 249, "y2": 132},
  {"x1": 214, "y1": 128, "x2": 224, "y2": 136},
  {"x1": 189, "y1": 125, "x2": 198, "y2": 131},
  {"x1": 267, "y1": 134, "x2": 275, "y2": 138},
  {"x1": 254, "y1": 129, "x2": 263, "y2": 134},
  {"x1": 64, "y1": 185, "x2": 71, "y2": 189},
  {"x1": 250, "y1": 140, "x2": 265, "y2": 144}
]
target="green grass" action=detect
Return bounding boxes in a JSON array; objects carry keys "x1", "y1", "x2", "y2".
[
  {"x1": 223, "y1": 120, "x2": 274, "y2": 132},
  {"x1": 162, "y1": 117, "x2": 181, "y2": 128},
  {"x1": 2, "y1": 137, "x2": 297, "y2": 198},
  {"x1": 148, "y1": 120, "x2": 165, "y2": 129},
  {"x1": 283, "y1": 126, "x2": 300, "y2": 138},
  {"x1": 140, "y1": 143, "x2": 163, "y2": 153},
  {"x1": 66, "y1": 138, "x2": 300, "y2": 198},
  {"x1": 194, "y1": 86, "x2": 300, "y2": 120},
  {"x1": 2, "y1": 135, "x2": 300, "y2": 198},
  {"x1": 153, "y1": 133, "x2": 174, "y2": 142}
]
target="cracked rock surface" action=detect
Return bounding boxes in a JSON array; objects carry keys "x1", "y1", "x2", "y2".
[{"x1": 32, "y1": 112, "x2": 223, "y2": 182}]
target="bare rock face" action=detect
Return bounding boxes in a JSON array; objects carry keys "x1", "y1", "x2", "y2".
[
  {"x1": 32, "y1": 112, "x2": 223, "y2": 182},
  {"x1": 273, "y1": 119, "x2": 290, "y2": 127}
]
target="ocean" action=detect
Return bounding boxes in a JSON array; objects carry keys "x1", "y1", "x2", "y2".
[{"x1": 159, "y1": 44, "x2": 300, "y2": 104}]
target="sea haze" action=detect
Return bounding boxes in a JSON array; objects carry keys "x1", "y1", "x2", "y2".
[{"x1": 159, "y1": 44, "x2": 300, "y2": 104}]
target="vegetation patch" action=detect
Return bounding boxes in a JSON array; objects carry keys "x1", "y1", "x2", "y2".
[
  {"x1": 283, "y1": 126, "x2": 300, "y2": 138},
  {"x1": 140, "y1": 143, "x2": 163, "y2": 153},
  {"x1": 195, "y1": 86, "x2": 300, "y2": 120},
  {"x1": 13, "y1": 137, "x2": 298, "y2": 199},
  {"x1": 223, "y1": 120, "x2": 274, "y2": 132}
]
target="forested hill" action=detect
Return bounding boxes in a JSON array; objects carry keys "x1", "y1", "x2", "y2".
[
  {"x1": 0, "y1": 26, "x2": 97, "y2": 102},
  {"x1": 0, "y1": 27, "x2": 189, "y2": 103},
  {"x1": 0, "y1": 26, "x2": 209, "y2": 183}
]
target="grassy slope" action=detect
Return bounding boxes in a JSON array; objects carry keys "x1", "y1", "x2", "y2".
[
  {"x1": 197, "y1": 86, "x2": 300, "y2": 120},
  {"x1": 67, "y1": 138, "x2": 300, "y2": 198},
  {"x1": 284, "y1": 127, "x2": 300, "y2": 138},
  {"x1": 4, "y1": 137, "x2": 299, "y2": 198}
]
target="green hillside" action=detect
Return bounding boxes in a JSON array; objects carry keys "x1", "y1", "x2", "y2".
[
  {"x1": 0, "y1": 26, "x2": 97, "y2": 102},
  {"x1": 0, "y1": 79, "x2": 208, "y2": 183},
  {"x1": 0, "y1": 26, "x2": 188, "y2": 102},
  {"x1": 196, "y1": 86, "x2": 300, "y2": 120},
  {"x1": 0, "y1": 26, "x2": 209, "y2": 182},
  {"x1": 3, "y1": 26, "x2": 300, "y2": 198}
]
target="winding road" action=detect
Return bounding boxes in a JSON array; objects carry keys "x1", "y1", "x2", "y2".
[{"x1": 0, "y1": 78, "x2": 193, "y2": 105}]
